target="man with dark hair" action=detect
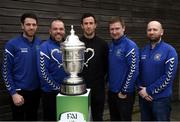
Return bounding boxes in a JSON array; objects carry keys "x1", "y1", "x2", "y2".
[
  {"x1": 37, "y1": 18, "x2": 67, "y2": 121},
  {"x1": 108, "y1": 16, "x2": 139, "y2": 121},
  {"x1": 79, "y1": 13, "x2": 108, "y2": 121},
  {"x1": 2, "y1": 12, "x2": 41, "y2": 120},
  {"x1": 138, "y1": 21, "x2": 178, "y2": 121},
  {"x1": 21, "y1": 13, "x2": 38, "y2": 24}
]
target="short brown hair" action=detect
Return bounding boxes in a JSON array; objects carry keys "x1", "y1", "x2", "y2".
[{"x1": 109, "y1": 16, "x2": 125, "y2": 28}]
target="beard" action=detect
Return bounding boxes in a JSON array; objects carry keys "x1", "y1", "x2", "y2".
[
  {"x1": 51, "y1": 34, "x2": 64, "y2": 42},
  {"x1": 84, "y1": 28, "x2": 95, "y2": 36},
  {"x1": 85, "y1": 31, "x2": 94, "y2": 36},
  {"x1": 148, "y1": 36, "x2": 161, "y2": 43},
  {"x1": 24, "y1": 30, "x2": 36, "y2": 38},
  {"x1": 55, "y1": 33, "x2": 64, "y2": 41}
]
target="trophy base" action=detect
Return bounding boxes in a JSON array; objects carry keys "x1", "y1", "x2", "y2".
[{"x1": 60, "y1": 82, "x2": 87, "y2": 95}]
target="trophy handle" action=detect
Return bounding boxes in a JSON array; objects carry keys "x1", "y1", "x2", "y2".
[
  {"x1": 51, "y1": 49, "x2": 63, "y2": 68},
  {"x1": 84, "y1": 48, "x2": 94, "y2": 67}
]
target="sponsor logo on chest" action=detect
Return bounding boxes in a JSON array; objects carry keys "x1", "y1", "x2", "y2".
[
  {"x1": 141, "y1": 53, "x2": 162, "y2": 61},
  {"x1": 20, "y1": 48, "x2": 28, "y2": 53},
  {"x1": 141, "y1": 55, "x2": 146, "y2": 59}
]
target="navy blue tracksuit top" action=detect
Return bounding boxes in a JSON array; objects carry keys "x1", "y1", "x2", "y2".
[
  {"x1": 108, "y1": 35, "x2": 139, "y2": 94},
  {"x1": 139, "y1": 40, "x2": 178, "y2": 100},
  {"x1": 2, "y1": 35, "x2": 41, "y2": 95},
  {"x1": 37, "y1": 38, "x2": 67, "y2": 92}
]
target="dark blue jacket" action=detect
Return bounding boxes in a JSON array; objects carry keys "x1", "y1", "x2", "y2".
[
  {"x1": 139, "y1": 40, "x2": 178, "y2": 100},
  {"x1": 37, "y1": 38, "x2": 67, "y2": 92},
  {"x1": 108, "y1": 35, "x2": 139, "y2": 94},
  {"x1": 2, "y1": 34, "x2": 41, "y2": 95}
]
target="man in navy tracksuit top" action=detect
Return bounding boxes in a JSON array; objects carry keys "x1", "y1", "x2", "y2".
[
  {"x1": 108, "y1": 16, "x2": 139, "y2": 121},
  {"x1": 138, "y1": 21, "x2": 178, "y2": 121},
  {"x1": 37, "y1": 18, "x2": 67, "y2": 121},
  {"x1": 2, "y1": 13, "x2": 41, "y2": 120}
]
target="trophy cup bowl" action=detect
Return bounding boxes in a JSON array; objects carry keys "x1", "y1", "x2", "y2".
[{"x1": 60, "y1": 25, "x2": 94, "y2": 95}]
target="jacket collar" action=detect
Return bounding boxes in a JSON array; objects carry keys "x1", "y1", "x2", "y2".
[{"x1": 112, "y1": 35, "x2": 126, "y2": 45}]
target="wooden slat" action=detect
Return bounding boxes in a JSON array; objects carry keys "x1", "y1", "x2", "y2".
[{"x1": 0, "y1": 0, "x2": 180, "y2": 120}]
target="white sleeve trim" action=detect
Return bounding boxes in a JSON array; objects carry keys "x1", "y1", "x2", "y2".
[
  {"x1": 165, "y1": 57, "x2": 175, "y2": 64},
  {"x1": 5, "y1": 49, "x2": 14, "y2": 57},
  {"x1": 40, "y1": 51, "x2": 50, "y2": 59},
  {"x1": 125, "y1": 48, "x2": 134, "y2": 57}
]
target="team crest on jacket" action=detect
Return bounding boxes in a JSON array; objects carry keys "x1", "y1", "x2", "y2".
[
  {"x1": 116, "y1": 49, "x2": 122, "y2": 57},
  {"x1": 154, "y1": 53, "x2": 161, "y2": 61}
]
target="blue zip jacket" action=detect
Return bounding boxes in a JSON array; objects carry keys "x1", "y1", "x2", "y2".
[
  {"x1": 2, "y1": 34, "x2": 41, "y2": 95},
  {"x1": 139, "y1": 40, "x2": 178, "y2": 100},
  {"x1": 37, "y1": 38, "x2": 67, "y2": 92},
  {"x1": 108, "y1": 35, "x2": 139, "y2": 94}
]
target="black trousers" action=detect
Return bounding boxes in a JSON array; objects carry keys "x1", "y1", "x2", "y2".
[
  {"x1": 90, "y1": 88, "x2": 105, "y2": 121},
  {"x1": 41, "y1": 91, "x2": 59, "y2": 121},
  {"x1": 108, "y1": 91, "x2": 135, "y2": 121},
  {"x1": 11, "y1": 89, "x2": 41, "y2": 121}
]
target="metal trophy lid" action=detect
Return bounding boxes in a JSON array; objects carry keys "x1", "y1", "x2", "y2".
[{"x1": 62, "y1": 25, "x2": 85, "y2": 47}]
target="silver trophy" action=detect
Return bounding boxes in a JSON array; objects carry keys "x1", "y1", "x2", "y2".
[{"x1": 60, "y1": 25, "x2": 94, "y2": 95}]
